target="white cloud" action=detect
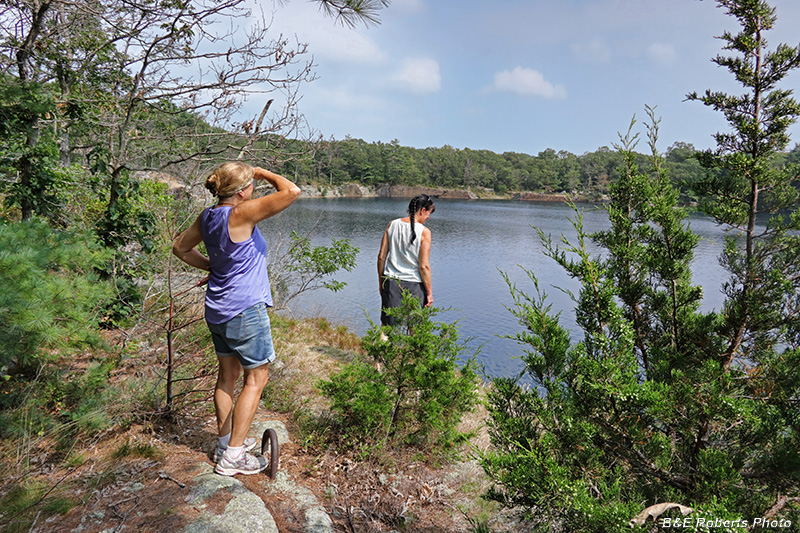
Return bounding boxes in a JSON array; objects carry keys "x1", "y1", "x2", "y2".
[
  {"x1": 646, "y1": 42, "x2": 677, "y2": 65},
  {"x1": 572, "y1": 39, "x2": 612, "y2": 64},
  {"x1": 490, "y1": 67, "x2": 567, "y2": 99},
  {"x1": 391, "y1": 58, "x2": 442, "y2": 94}
]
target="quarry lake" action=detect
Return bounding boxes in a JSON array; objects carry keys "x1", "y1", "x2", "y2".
[{"x1": 263, "y1": 197, "x2": 734, "y2": 380}]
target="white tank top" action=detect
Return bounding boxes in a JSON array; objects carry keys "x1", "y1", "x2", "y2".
[{"x1": 383, "y1": 218, "x2": 424, "y2": 282}]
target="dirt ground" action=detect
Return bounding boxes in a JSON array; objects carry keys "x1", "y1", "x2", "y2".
[
  {"x1": 4, "y1": 406, "x2": 503, "y2": 532},
  {"x1": 0, "y1": 319, "x2": 520, "y2": 533}
]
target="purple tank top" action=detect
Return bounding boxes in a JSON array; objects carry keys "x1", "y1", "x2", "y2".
[{"x1": 201, "y1": 206, "x2": 272, "y2": 324}]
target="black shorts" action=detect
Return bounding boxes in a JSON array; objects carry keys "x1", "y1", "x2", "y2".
[{"x1": 380, "y1": 278, "x2": 426, "y2": 326}]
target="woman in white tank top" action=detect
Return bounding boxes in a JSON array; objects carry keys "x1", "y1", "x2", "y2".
[{"x1": 376, "y1": 194, "x2": 436, "y2": 326}]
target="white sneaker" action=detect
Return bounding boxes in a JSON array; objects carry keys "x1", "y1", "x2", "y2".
[
  {"x1": 214, "y1": 450, "x2": 267, "y2": 476},
  {"x1": 213, "y1": 436, "x2": 258, "y2": 462}
]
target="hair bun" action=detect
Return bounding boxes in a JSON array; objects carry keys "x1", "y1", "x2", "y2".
[
  {"x1": 203, "y1": 162, "x2": 254, "y2": 198},
  {"x1": 205, "y1": 173, "x2": 220, "y2": 195}
]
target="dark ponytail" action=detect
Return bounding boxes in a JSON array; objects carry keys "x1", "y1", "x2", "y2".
[{"x1": 408, "y1": 194, "x2": 435, "y2": 244}]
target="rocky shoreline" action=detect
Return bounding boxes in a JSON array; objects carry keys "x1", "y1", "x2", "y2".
[
  {"x1": 298, "y1": 182, "x2": 588, "y2": 203},
  {"x1": 136, "y1": 171, "x2": 591, "y2": 203}
]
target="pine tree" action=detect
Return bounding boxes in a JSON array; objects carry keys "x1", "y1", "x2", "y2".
[{"x1": 480, "y1": 2, "x2": 800, "y2": 530}]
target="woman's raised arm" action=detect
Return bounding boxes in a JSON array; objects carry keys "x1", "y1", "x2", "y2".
[{"x1": 231, "y1": 168, "x2": 301, "y2": 228}]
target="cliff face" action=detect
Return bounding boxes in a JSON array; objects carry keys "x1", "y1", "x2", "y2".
[
  {"x1": 134, "y1": 172, "x2": 581, "y2": 203},
  {"x1": 512, "y1": 191, "x2": 585, "y2": 203},
  {"x1": 299, "y1": 183, "x2": 479, "y2": 199},
  {"x1": 376, "y1": 184, "x2": 478, "y2": 200},
  {"x1": 299, "y1": 183, "x2": 374, "y2": 198}
]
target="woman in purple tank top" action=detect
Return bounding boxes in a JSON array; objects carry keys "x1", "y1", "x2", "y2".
[{"x1": 173, "y1": 161, "x2": 300, "y2": 476}]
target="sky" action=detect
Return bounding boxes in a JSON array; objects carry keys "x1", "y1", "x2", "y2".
[{"x1": 242, "y1": 0, "x2": 800, "y2": 157}]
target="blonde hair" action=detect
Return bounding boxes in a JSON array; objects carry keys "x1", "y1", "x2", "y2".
[{"x1": 204, "y1": 162, "x2": 255, "y2": 198}]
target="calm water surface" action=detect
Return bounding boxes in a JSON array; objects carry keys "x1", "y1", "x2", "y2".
[{"x1": 262, "y1": 198, "x2": 732, "y2": 379}]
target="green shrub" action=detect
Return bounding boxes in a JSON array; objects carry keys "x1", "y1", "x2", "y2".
[
  {"x1": 270, "y1": 231, "x2": 359, "y2": 310},
  {"x1": 482, "y1": 117, "x2": 800, "y2": 532},
  {"x1": 319, "y1": 291, "x2": 481, "y2": 453},
  {"x1": 482, "y1": 5, "x2": 800, "y2": 529},
  {"x1": 0, "y1": 219, "x2": 113, "y2": 376},
  {"x1": 0, "y1": 220, "x2": 118, "y2": 445}
]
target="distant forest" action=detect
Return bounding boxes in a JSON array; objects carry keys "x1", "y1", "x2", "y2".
[{"x1": 271, "y1": 136, "x2": 800, "y2": 200}]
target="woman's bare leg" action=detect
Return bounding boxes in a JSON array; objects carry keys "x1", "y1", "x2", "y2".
[
  {"x1": 215, "y1": 356, "x2": 242, "y2": 437},
  {"x1": 228, "y1": 364, "x2": 269, "y2": 447}
]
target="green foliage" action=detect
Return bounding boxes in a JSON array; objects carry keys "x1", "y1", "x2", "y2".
[
  {"x1": 302, "y1": 137, "x2": 638, "y2": 195},
  {"x1": 95, "y1": 175, "x2": 175, "y2": 326},
  {"x1": 0, "y1": 219, "x2": 113, "y2": 375},
  {"x1": 0, "y1": 480, "x2": 78, "y2": 532},
  {"x1": 686, "y1": 0, "x2": 800, "y2": 377},
  {"x1": 274, "y1": 134, "x2": 741, "y2": 198},
  {"x1": 0, "y1": 77, "x2": 61, "y2": 220},
  {"x1": 0, "y1": 221, "x2": 118, "y2": 450},
  {"x1": 0, "y1": 77, "x2": 54, "y2": 139},
  {"x1": 3, "y1": 141, "x2": 61, "y2": 219},
  {"x1": 481, "y1": 73, "x2": 800, "y2": 532},
  {"x1": 319, "y1": 291, "x2": 481, "y2": 453},
  {"x1": 112, "y1": 440, "x2": 162, "y2": 460},
  {"x1": 94, "y1": 170, "x2": 162, "y2": 253},
  {"x1": 270, "y1": 231, "x2": 359, "y2": 309}
]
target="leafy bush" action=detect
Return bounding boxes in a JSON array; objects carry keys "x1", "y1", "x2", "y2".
[
  {"x1": 319, "y1": 291, "x2": 481, "y2": 453},
  {"x1": 481, "y1": 111, "x2": 800, "y2": 531},
  {"x1": 269, "y1": 230, "x2": 359, "y2": 310},
  {"x1": 0, "y1": 220, "x2": 119, "y2": 451},
  {"x1": 0, "y1": 77, "x2": 60, "y2": 222},
  {"x1": 0, "y1": 219, "x2": 113, "y2": 376},
  {"x1": 482, "y1": 5, "x2": 800, "y2": 529}
]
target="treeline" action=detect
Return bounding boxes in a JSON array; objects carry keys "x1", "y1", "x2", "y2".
[{"x1": 274, "y1": 136, "x2": 800, "y2": 199}]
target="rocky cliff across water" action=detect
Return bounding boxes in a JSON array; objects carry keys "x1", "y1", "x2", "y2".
[
  {"x1": 135, "y1": 171, "x2": 584, "y2": 203},
  {"x1": 298, "y1": 183, "x2": 589, "y2": 202},
  {"x1": 301, "y1": 183, "x2": 480, "y2": 200}
]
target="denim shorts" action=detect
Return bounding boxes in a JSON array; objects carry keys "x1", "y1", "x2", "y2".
[{"x1": 206, "y1": 303, "x2": 276, "y2": 369}]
